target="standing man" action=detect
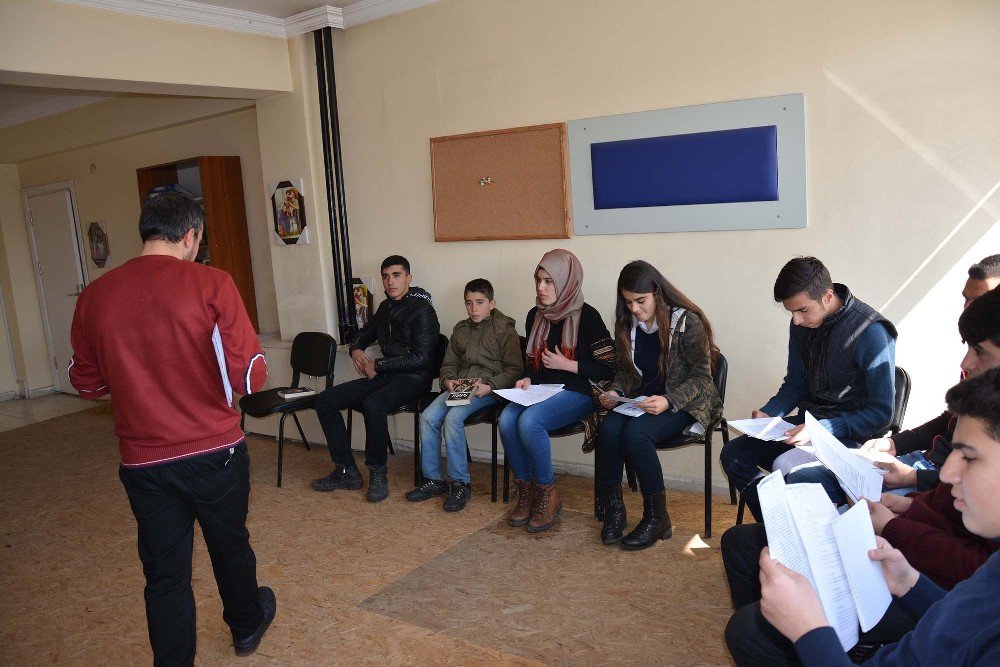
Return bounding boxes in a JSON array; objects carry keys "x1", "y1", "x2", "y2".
[
  {"x1": 312, "y1": 255, "x2": 441, "y2": 502},
  {"x1": 720, "y1": 256, "x2": 897, "y2": 521},
  {"x1": 69, "y1": 194, "x2": 275, "y2": 665}
]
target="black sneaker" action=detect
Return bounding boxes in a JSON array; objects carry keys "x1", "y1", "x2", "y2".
[
  {"x1": 443, "y1": 481, "x2": 472, "y2": 512},
  {"x1": 367, "y1": 464, "x2": 389, "y2": 503},
  {"x1": 405, "y1": 478, "x2": 448, "y2": 502},
  {"x1": 311, "y1": 465, "x2": 363, "y2": 492},
  {"x1": 233, "y1": 586, "x2": 276, "y2": 657}
]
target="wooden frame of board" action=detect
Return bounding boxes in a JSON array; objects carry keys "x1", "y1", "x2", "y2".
[{"x1": 430, "y1": 123, "x2": 571, "y2": 241}]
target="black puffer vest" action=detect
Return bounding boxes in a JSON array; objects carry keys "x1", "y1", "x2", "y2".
[{"x1": 791, "y1": 284, "x2": 897, "y2": 419}]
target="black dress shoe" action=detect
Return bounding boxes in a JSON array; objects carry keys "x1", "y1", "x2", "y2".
[
  {"x1": 233, "y1": 586, "x2": 276, "y2": 657},
  {"x1": 443, "y1": 481, "x2": 472, "y2": 512},
  {"x1": 406, "y1": 478, "x2": 448, "y2": 502},
  {"x1": 311, "y1": 465, "x2": 363, "y2": 492}
]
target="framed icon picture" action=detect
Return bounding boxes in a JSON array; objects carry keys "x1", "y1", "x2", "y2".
[{"x1": 271, "y1": 180, "x2": 309, "y2": 245}]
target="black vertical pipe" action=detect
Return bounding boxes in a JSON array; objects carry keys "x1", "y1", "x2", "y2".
[
  {"x1": 314, "y1": 28, "x2": 356, "y2": 343},
  {"x1": 321, "y1": 27, "x2": 356, "y2": 334}
]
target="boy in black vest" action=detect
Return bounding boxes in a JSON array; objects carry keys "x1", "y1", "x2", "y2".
[{"x1": 720, "y1": 256, "x2": 897, "y2": 521}]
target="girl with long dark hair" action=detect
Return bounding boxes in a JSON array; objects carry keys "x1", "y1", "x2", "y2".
[{"x1": 595, "y1": 260, "x2": 722, "y2": 550}]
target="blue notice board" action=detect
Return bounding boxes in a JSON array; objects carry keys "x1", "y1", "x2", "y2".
[{"x1": 568, "y1": 94, "x2": 805, "y2": 235}]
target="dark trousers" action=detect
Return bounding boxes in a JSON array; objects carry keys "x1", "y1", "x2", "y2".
[
  {"x1": 595, "y1": 409, "x2": 696, "y2": 494},
  {"x1": 314, "y1": 373, "x2": 428, "y2": 468},
  {"x1": 119, "y1": 442, "x2": 262, "y2": 667},
  {"x1": 721, "y1": 523, "x2": 917, "y2": 666},
  {"x1": 719, "y1": 415, "x2": 805, "y2": 521}
]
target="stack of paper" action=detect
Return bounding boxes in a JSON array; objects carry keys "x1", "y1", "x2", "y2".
[
  {"x1": 728, "y1": 416, "x2": 795, "y2": 441},
  {"x1": 803, "y1": 412, "x2": 883, "y2": 503},
  {"x1": 494, "y1": 384, "x2": 565, "y2": 407},
  {"x1": 758, "y1": 471, "x2": 892, "y2": 650}
]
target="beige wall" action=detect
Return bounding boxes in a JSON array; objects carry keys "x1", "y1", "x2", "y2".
[
  {"x1": 15, "y1": 107, "x2": 280, "y2": 335},
  {"x1": 0, "y1": 0, "x2": 291, "y2": 98},
  {"x1": 330, "y1": 0, "x2": 1000, "y2": 488},
  {"x1": 0, "y1": 164, "x2": 52, "y2": 393}
]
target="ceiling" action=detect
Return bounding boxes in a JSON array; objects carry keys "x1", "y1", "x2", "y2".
[
  {"x1": 0, "y1": 85, "x2": 113, "y2": 129},
  {"x1": 193, "y1": 1, "x2": 365, "y2": 17}
]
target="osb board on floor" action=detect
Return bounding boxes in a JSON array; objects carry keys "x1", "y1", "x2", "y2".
[{"x1": 0, "y1": 405, "x2": 737, "y2": 665}]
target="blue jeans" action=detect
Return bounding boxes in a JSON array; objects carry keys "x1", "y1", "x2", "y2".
[
  {"x1": 785, "y1": 450, "x2": 938, "y2": 506},
  {"x1": 499, "y1": 389, "x2": 596, "y2": 484},
  {"x1": 419, "y1": 391, "x2": 498, "y2": 483}
]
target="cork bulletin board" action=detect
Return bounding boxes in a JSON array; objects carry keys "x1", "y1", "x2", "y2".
[{"x1": 430, "y1": 123, "x2": 571, "y2": 241}]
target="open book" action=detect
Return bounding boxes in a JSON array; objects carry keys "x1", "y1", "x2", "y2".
[
  {"x1": 758, "y1": 471, "x2": 892, "y2": 651},
  {"x1": 445, "y1": 378, "x2": 481, "y2": 406}
]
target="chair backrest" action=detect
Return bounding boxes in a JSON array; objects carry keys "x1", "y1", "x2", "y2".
[
  {"x1": 290, "y1": 331, "x2": 337, "y2": 389},
  {"x1": 889, "y1": 365, "x2": 912, "y2": 434},
  {"x1": 431, "y1": 333, "x2": 449, "y2": 375},
  {"x1": 713, "y1": 352, "x2": 729, "y2": 403}
]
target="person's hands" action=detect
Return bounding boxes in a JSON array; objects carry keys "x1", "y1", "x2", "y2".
[
  {"x1": 875, "y1": 459, "x2": 918, "y2": 489},
  {"x1": 515, "y1": 378, "x2": 531, "y2": 390},
  {"x1": 636, "y1": 395, "x2": 670, "y2": 415},
  {"x1": 442, "y1": 379, "x2": 456, "y2": 392},
  {"x1": 752, "y1": 409, "x2": 770, "y2": 419},
  {"x1": 759, "y1": 547, "x2": 829, "y2": 642},
  {"x1": 599, "y1": 390, "x2": 620, "y2": 410},
  {"x1": 861, "y1": 437, "x2": 896, "y2": 457},
  {"x1": 881, "y1": 493, "x2": 913, "y2": 515},
  {"x1": 541, "y1": 345, "x2": 575, "y2": 372},
  {"x1": 783, "y1": 424, "x2": 811, "y2": 446},
  {"x1": 475, "y1": 383, "x2": 492, "y2": 398},
  {"x1": 351, "y1": 349, "x2": 373, "y2": 376},
  {"x1": 362, "y1": 358, "x2": 377, "y2": 379},
  {"x1": 866, "y1": 499, "x2": 896, "y2": 535},
  {"x1": 869, "y1": 536, "x2": 920, "y2": 597}
]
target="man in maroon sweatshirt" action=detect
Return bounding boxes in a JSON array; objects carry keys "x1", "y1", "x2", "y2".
[{"x1": 69, "y1": 194, "x2": 275, "y2": 665}]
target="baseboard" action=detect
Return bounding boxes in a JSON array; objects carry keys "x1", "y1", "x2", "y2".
[
  {"x1": 0, "y1": 390, "x2": 16, "y2": 402},
  {"x1": 26, "y1": 386, "x2": 55, "y2": 398}
]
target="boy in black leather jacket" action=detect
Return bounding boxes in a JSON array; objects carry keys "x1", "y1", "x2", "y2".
[{"x1": 312, "y1": 255, "x2": 441, "y2": 502}]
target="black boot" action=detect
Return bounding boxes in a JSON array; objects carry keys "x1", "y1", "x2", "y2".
[
  {"x1": 594, "y1": 482, "x2": 608, "y2": 521},
  {"x1": 366, "y1": 464, "x2": 389, "y2": 502},
  {"x1": 600, "y1": 484, "x2": 627, "y2": 544},
  {"x1": 619, "y1": 491, "x2": 671, "y2": 551},
  {"x1": 311, "y1": 464, "x2": 363, "y2": 492}
]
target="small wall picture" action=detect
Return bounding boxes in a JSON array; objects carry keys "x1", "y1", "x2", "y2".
[
  {"x1": 87, "y1": 221, "x2": 110, "y2": 268},
  {"x1": 352, "y1": 277, "x2": 374, "y2": 329},
  {"x1": 271, "y1": 180, "x2": 309, "y2": 245}
]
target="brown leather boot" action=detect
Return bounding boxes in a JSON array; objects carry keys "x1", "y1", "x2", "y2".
[
  {"x1": 527, "y1": 482, "x2": 562, "y2": 533},
  {"x1": 507, "y1": 479, "x2": 535, "y2": 527}
]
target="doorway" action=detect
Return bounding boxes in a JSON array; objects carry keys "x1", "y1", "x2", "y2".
[{"x1": 21, "y1": 181, "x2": 87, "y2": 395}]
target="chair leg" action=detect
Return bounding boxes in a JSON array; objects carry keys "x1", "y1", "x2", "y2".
[
  {"x1": 413, "y1": 411, "x2": 421, "y2": 487},
  {"x1": 704, "y1": 432, "x2": 712, "y2": 539},
  {"x1": 240, "y1": 412, "x2": 245, "y2": 431},
  {"x1": 291, "y1": 412, "x2": 310, "y2": 451},
  {"x1": 490, "y1": 423, "x2": 498, "y2": 502},
  {"x1": 625, "y1": 459, "x2": 638, "y2": 492},
  {"x1": 277, "y1": 413, "x2": 287, "y2": 488},
  {"x1": 736, "y1": 495, "x2": 746, "y2": 525}
]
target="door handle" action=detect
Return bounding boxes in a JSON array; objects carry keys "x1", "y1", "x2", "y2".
[{"x1": 67, "y1": 282, "x2": 83, "y2": 297}]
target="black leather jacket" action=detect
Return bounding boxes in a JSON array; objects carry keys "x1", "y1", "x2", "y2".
[{"x1": 349, "y1": 286, "x2": 440, "y2": 375}]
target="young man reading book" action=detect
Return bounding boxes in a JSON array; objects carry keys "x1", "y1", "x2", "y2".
[
  {"x1": 406, "y1": 279, "x2": 522, "y2": 511},
  {"x1": 720, "y1": 256, "x2": 897, "y2": 521},
  {"x1": 756, "y1": 368, "x2": 1000, "y2": 666}
]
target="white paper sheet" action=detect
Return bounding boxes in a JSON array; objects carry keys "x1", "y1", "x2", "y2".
[
  {"x1": 729, "y1": 416, "x2": 796, "y2": 441},
  {"x1": 211, "y1": 324, "x2": 233, "y2": 407},
  {"x1": 758, "y1": 472, "x2": 816, "y2": 587},
  {"x1": 831, "y1": 501, "x2": 892, "y2": 632},
  {"x1": 804, "y1": 413, "x2": 883, "y2": 502},
  {"x1": 494, "y1": 384, "x2": 565, "y2": 407},
  {"x1": 785, "y1": 483, "x2": 860, "y2": 652},
  {"x1": 612, "y1": 396, "x2": 649, "y2": 417}
]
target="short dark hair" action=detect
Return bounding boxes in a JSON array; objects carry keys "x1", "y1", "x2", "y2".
[
  {"x1": 139, "y1": 194, "x2": 204, "y2": 243},
  {"x1": 464, "y1": 278, "x2": 494, "y2": 301},
  {"x1": 381, "y1": 255, "x2": 410, "y2": 274},
  {"x1": 959, "y1": 285, "x2": 1000, "y2": 347},
  {"x1": 968, "y1": 254, "x2": 1000, "y2": 281},
  {"x1": 946, "y1": 367, "x2": 1000, "y2": 443},
  {"x1": 773, "y1": 256, "x2": 833, "y2": 302}
]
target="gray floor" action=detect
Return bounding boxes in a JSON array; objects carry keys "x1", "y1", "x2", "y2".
[{"x1": 0, "y1": 392, "x2": 97, "y2": 432}]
